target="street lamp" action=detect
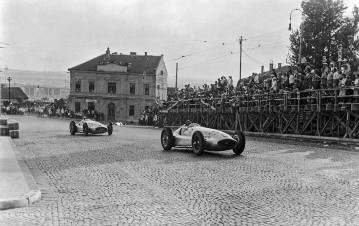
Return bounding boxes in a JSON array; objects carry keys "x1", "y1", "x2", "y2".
[{"x1": 289, "y1": 8, "x2": 304, "y2": 65}]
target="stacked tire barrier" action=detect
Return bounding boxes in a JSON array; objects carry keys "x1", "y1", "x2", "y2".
[{"x1": 0, "y1": 117, "x2": 19, "y2": 139}]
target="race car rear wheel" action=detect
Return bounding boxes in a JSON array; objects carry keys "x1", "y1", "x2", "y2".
[
  {"x1": 83, "y1": 123, "x2": 89, "y2": 136},
  {"x1": 107, "y1": 122, "x2": 113, "y2": 135},
  {"x1": 161, "y1": 127, "x2": 174, "y2": 151},
  {"x1": 70, "y1": 121, "x2": 77, "y2": 135},
  {"x1": 232, "y1": 130, "x2": 245, "y2": 155},
  {"x1": 192, "y1": 131, "x2": 205, "y2": 155}
]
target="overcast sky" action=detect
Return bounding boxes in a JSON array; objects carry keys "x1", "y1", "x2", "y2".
[{"x1": 0, "y1": 0, "x2": 357, "y2": 87}]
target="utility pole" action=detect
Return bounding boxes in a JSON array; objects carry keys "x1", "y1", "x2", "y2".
[
  {"x1": 239, "y1": 36, "x2": 246, "y2": 80},
  {"x1": 299, "y1": 16, "x2": 304, "y2": 65},
  {"x1": 289, "y1": 8, "x2": 304, "y2": 64},
  {"x1": 175, "y1": 63, "x2": 178, "y2": 98},
  {"x1": 239, "y1": 36, "x2": 243, "y2": 81}
]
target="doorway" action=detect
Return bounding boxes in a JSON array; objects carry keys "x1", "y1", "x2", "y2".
[{"x1": 108, "y1": 102, "x2": 116, "y2": 122}]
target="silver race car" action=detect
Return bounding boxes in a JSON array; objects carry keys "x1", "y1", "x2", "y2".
[
  {"x1": 161, "y1": 121, "x2": 245, "y2": 155},
  {"x1": 69, "y1": 118, "x2": 113, "y2": 136}
]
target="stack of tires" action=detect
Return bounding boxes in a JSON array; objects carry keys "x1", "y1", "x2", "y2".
[
  {"x1": 0, "y1": 117, "x2": 19, "y2": 139},
  {"x1": 0, "y1": 117, "x2": 9, "y2": 136},
  {"x1": 8, "y1": 119, "x2": 19, "y2": 139}
]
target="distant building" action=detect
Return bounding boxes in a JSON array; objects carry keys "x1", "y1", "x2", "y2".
[
  {"x1": 20, "y1": 85, "x2": 69, "y2": 101},
  {"x1": 0, "y1": 84, "x2": 29, "y2": 103},
  {"x1": 68, "y1": 48, "x2": 168, "y2": 123}
]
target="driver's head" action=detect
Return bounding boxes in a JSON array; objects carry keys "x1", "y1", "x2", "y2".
[
  {"x1": 83, "y1": 116, "x2": 87, "y2": 120},
  {"x1": 185, "y1": 120, "x2": 191, "y2": 126}
]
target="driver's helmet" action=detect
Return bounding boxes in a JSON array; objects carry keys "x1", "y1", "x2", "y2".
[
  {"x1": 82, "y1": 116, "x2": 87, "y2": 120},
  {"x1": 185, "y1": 120, "x2": 191, "y2": 126}
]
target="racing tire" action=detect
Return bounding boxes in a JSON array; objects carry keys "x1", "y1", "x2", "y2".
[
  {"x1": 83, "y1": 123, "x2": 89, "y2": 136},
  {"x1": 107, "y1": 122, "x2": 113, "y2": 135},
  {"x1": 161, "y1": 127, "x2": 174, "y2": 151},
  {"x1": 192, "y1": 131, "x2": 205, "y2": 155},
  {"x1": 70, "y1": 121, "x2": 77, "y2": 135},
  {"x1": 232, "y1": 130, "x2": 246, "y2": 155}
]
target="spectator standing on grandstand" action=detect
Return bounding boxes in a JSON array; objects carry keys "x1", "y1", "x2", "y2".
[
  {"x1": 302, "y1": 67, "x2": 311, "y2": 90},
  {"x1": 343, "y1": 64, "x2": 351, "y2": 79},
  {"x1": 265, "y1": 75, "x2": 272, "y2": 91},
  {"x1": 338, "y1": 72, "x2": 351, "y2": 99},
  {"x1": 327, "y1": 66, "x2": 334, "y2": 88},
  {"x1": 270, "y1": 74, "x2": 278, "y2": 92},
  {"x1": 354, "y1": 73, "x2": 359, "y2": 96},
  {"x1": 281, "y1": 72, "x2": 289, "y2": 90},
  {"x1": 253, "y1": 73, "x2": 260, "y2": 86},
  {"x1": 288, "y1": 70, "x2": 295, "y2": 90},
  {"x1": 333, "y1": 68, "x2": 340, "y2": 88},
  {"x1": 312, "y1": 69, "x2": 321, "y2": 89},
  {"x1": 321, "y1": 64, "x2": 329, "y2": 89},
  {"x1": 228, "y1": 76, "x2": 233, "y2": 91}
]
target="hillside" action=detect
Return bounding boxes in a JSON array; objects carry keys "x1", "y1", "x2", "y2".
[{"x1": 0, "y1": 69, "x2": 69, "y2": 88}]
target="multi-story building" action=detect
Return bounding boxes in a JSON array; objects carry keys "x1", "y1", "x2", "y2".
[{"x1": 68, "y1": 48, "x2": 168, "y2": 123}]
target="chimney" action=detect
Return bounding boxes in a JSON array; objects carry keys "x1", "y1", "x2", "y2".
[
  {"x1": 261, "y1": 66, "x2": 264, "y2": 74},
  {"x1": 130, "y1": 52, "x2": 136, "y2": 55},
  {"x1": 106, "y1": 47, "x2": 110, "y2": 55},
  {"x1": 145, "y1": 52, "x2": 147, "y2": 56},
  {"x1": 278, "y1": 63, "x2": 282, "y2": 69},
  {"x1": 269, "y1": 60, "x2": 273, "y2": 71}
]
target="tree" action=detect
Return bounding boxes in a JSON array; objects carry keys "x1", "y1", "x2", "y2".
[{"x1": 288, "y1": 0, "x2": 359, "y2": 70}]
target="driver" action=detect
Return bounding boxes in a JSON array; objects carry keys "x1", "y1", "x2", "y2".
[{"x1": 185, "y1": 120, "x2": 191, "y2": 126}]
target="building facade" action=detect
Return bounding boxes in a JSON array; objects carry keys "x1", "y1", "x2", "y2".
[{"x1": 68, "y1": 48, "x2": 168, "y2": 123}]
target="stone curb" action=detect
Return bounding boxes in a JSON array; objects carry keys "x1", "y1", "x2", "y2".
[
  {"x1": 0, "y1": 138, "x2": 42, "y2": 211},
  {"x1": 0, "y1": 189, "x2": 41, "y2": 210}
]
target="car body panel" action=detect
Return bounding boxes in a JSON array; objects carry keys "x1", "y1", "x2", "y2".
[
  {"x1": 173, "y1": 123, "x2": 237, "y2": 151},
  {"x1": 75, "y1": 119, "x2": 108, "y2": 134}
]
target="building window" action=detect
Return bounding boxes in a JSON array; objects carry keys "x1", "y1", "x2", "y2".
[
  {"x1": 130, "y1": 83, "x2": 135, "y2": 94},
  {"x1": 75, "y1": 102, "x2": 81, "y2": 113},
  {"x1": 144, "y1": 83, "x2": 149, "y2": 95},
  {"x1": 129, "y1": 105, "x2": 135, "y2": 116},
  {"x1": 89, "y1": 81, "x2": 95, "y2": 93},
  {"x1": 75, "y1": 81, "x2": 81, "y2": 92},
  {"x1": 108, "y1": 82, "x2": 116, "y2": 94}
]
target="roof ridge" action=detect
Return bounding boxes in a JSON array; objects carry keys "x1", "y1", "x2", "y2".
[{"x1": 68, "y1": 54, "x2": 105, "y2": 71}]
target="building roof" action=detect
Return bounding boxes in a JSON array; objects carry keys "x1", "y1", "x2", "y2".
[
  {"x1": 1, "y1": 87, "x2": 29, "y2": 100},
  {"x1": 262, "y1": 65, "x2": 291, "y2": 77},
  {"x1": 68, "y1": 52, "x2": 163, "y2": 74}
]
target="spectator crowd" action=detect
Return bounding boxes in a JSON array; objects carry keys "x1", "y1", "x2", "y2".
[{"x1": 167, "y1": 61, "x2": 359, "y2": 105}]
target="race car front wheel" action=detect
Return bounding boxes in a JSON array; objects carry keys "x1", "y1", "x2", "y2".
[
  {"x1": 107, "y1": 122, "x2": 113, "y2": 135},
  {"x1": 232, "y1": 130, "x2": 246, "y2": 155},
  {"x1": 83, "y1": 123, "x2": 89, "y2": 136},
  {"x1": 161, "y1": 127, "x2": 174, "y2": 151},
  {"x1": 192, "y1": 131, "x2": 205, "y2": 155},
  {"x1": 70, "y1": 121, "x2": 76, "y2": 135}
]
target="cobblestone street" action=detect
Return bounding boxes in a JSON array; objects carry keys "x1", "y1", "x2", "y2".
[{"x1": 1, "y1": 116, "x2": 359, "y2": 225}]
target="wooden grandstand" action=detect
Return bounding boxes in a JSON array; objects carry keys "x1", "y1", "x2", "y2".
[{"x1": 159, "y1": 88, "x2": 359, "y2": 139}]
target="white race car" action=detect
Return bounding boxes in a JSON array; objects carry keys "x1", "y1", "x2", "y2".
[
  {"x1": 161, "y1": 121, "x2": 245, "y2": 155},
  {"x1": 69, "y1": 118, "x2": 113, "y2": 136}
]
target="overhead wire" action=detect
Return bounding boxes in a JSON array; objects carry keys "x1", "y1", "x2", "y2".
[
  {"x1": 179, "y1": 51, "x2": 240, "y2": 70},
  {"x1": 170, "y1": 41, "x2": 237, "y2": 61}
]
